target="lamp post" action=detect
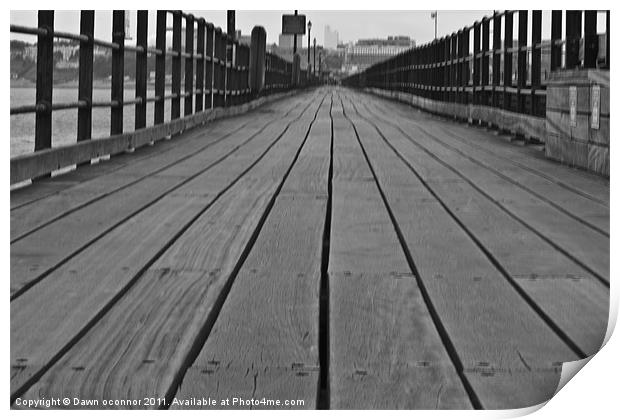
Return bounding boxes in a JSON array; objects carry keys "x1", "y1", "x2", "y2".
[
  {"x1": 313, "y1": 37, "x2": 316, "y2": 78},
  {"x1": 307, "y1": 20, "x2": 312, "y2": 77}
]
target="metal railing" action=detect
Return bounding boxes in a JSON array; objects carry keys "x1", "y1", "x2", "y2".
[
  {"x1": 343, "y1": 10, "x2": 609, "y2": 119},
  {"x1": 10, "y1": 10, "x2": 309, "y2": 183}
]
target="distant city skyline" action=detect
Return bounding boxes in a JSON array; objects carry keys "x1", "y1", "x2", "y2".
[{"x1": 11, "y1": 10, "x2": 504, "y2": 48}]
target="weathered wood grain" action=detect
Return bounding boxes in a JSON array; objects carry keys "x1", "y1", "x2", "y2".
[
  {"x1": 353, "y1": 93, "x2": 609, "y2": 355},
  {"x1": 328, "y1": 99, "x2": 471, "y2": 409},
  {"x1": 10, "y1": 92, "x2": 318, "y2": 241},
  {"x1": 15, "y1": 92, "x2": 326, "y2": 405},
  {"x1": 174, "y1": 94, "x2": 332, "y2": 408},
  {"x1": 358, "y1": 98, "x2": 609, "y2": 285},
  {"x1": 341, "y1": 98, "x2": 578, "y2": 409},
  {"x1": 400, "y1": 121, "x2": 609, "y2": 235},
  {"x1": 10, "y1": 95, "x2": 318, "y2": 297}
]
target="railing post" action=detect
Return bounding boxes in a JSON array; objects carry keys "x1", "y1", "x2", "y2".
[
  {"x1": 206, "y1": 23, "x2": 214, "y2": 109},
  {"x1": 35, "y1": 10, "x2": 54, "y2": 153},
  {"x1": 195, "y1": 18, "x2": 206, "y2": 112},
  {"x1": 154, "y1": 11, "x2": 166, "y2": 125},
  {"x1": 456, "y1": 31, "x2": 463, "y2": 103},
  {"x1": 606, "y1": 11, "x2": 610, "y2": 68},
  {"x1": 503, "y1": 11, "x2": 513, "y2": 111},
  {"x1": 517, "y1": 11, "x2": 527, "y2": 114},
  {"x1": 184, "y1": 14, "x2": 194, "y2": 116},
  {"x1": 473, "y1": 22, "x2": 481, "y2": 105},
  {"x1": 77, "y1": 10, "x2": 94, "y2": 143},
  {"x1": 565, "y1": 11, "x2": 582, "y2": 69},
  {"x1": 481, "y1": 17, "x2": 490, "y2": 106},
  {"x1": 110, "y1": 10, "x2": 125, "y2": 136},
  {"x1": 550, "y1": 10, "x2": 562, "y2": 71},
  {"x1": 443, "y1": 37, "x2": 450, "y2": 101},
  {"x1": 462, "y1": 27, "x2": 470, "y2": 105},
  {"x1": 135, "y1": 10, "x2": 148, "y2": 129},
  {"x1": 214, "y1": 27, "x2": 223, "y2": 107},
  {"x1": 492, "y1": 12, "x2": 501, "y2": 108},
  {"x1": 584, "y1": 11, "x2": 598, "y2": 68},
  {"x1": 450, "y1": 33, "x2": 457, "y2": 103},
  {"x1": 171, "y1": 11, "x2": 182, "y2": 119},
  {"x1": 531, "y1": 11, "x2": 542, "y2": 116}
]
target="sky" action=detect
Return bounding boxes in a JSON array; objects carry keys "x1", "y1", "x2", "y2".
[{"x1": 10, "y1": 10, "x2": 498, "y2": 47}]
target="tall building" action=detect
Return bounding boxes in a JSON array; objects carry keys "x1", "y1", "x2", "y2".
[
  {"x1": 324, "y1": 25, "x2": 339, "y2": 50},
  {"x1": 278, "y1": 33, "x2": 303, "y2": 50}
]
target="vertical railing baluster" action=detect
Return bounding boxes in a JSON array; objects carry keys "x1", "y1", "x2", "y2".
[
  {"x1": 154, "y1": 10, "x2": 166, "y2": 125},
  {"x1": 110, "y1": 10, "x2": 125, "y2": 136},
  {"x1": 135, "y1": 10, "x2": 148, "y2": 129},
  {"x1": 584, "y1": 11, "x2": 598, "y2": 68},
  {"x1": 206, "y1": 23, "x2": 214, "y2": 109},
  {"x1": 606, "y1": 11, "x2": 610, "y2": 68},
  {"x1": 462, "y1": 27, "x2": 470, "y2": 105},
  {"x1": 35, "y1": 10, "x2": 54, "y2": 153},
  {"x1": 550, "y1": 11, "x2": 562, "y2": 71},
  {"x1": 481, "y1": 17, "x2": 490, "y2": 107},
  {"x1": 443, "y1": 37, "x2": 450, "y2": 101},
  {"x1": 565, "y1": 11, "x2": 582, "y2": 69},
  {"x1": 171, "y1": 11, "x2": 182, "y2": 120},
  {"x1": 196, "y1": 18, "x2": 206, "y2": 112},
  {"x1": 457, "y1": 31, "x2": 463, "y2": 103},
  {"x1": 473, "y1": 22, "x2": 481, "y2": 105},
  {"x1": 185, "y1": 14, "x2": 194, "y2": 116},
  {"x1": 503, "y1": 11, "x2": 513, "y2": 111},
  {"x1": 77, "y1": 10, "x2": 94, "y2": 143},
  {"x1": 517, "y1": 11, "x2": 527, "y2": 114},
  {"x1": 451, "y1": 33, "x2": 457, "y2": 103},
  {"x1": 214, "y1": 28, "x2": 221, "y2": 107},
  {"x1": 531, "y1": 11, "x2": 542, "y2": 116}
]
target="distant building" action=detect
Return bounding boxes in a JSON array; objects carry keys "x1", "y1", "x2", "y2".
[
  {"x1": 342, "y1": 36, "x2": 415, "y2": 74},
  {"x1": 324, "y1": 25, "x2": 339, "y2": 50},
  {"x1": 278, "y1": 33, "x2": 303, "y2": 50}
]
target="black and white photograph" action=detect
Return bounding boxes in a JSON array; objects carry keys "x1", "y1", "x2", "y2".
[{"x1": 6, "y1": 3, "x2": 615, "y2": 414}]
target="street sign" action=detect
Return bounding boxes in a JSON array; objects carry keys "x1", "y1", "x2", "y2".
[
  {"x1": 569, "y1": 86, "x2": 577, "y2": 127},
  {"x1": 591, "y1": 84, "x2": 600, "y2": 130},
  {"x1": 282, "y1": 14, "x2": 306, "y2": 35}
]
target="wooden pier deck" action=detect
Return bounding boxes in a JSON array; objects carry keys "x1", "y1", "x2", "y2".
[{"x1": 10, "y1": 87, "x2": 609, "y2": 409}]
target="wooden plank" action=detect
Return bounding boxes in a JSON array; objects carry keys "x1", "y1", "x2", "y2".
[
  {"x1": 353, "y1": 94, "x2": 609, "y2": 354},
  {"x1": 328, "y1": 99, "x2": 471, "y2": 409},
  {"x1": 15, "y1": 94, "x2": 325, "y2": 404},
  {"x1": 174, "y1": 93, "x2": 331, "y2": 408},
  {"x1": 355, "y1": 93, "x2": 609, "y2": 284},
  {"x1": 395, "y1": 123, "x2": 609, "y2": 284},
  {"x1": 341, "y1": 95, "x2": 578, "y2": 409},
  {"x1": 11, "y1": 92, "x2": 318, "y2": 240},
  {"x1": 10, "y1": 93, "x2": 318, "y2": 296},
  {"x1": 396, "y1": 118, "x2": 609, "y2": 235}
]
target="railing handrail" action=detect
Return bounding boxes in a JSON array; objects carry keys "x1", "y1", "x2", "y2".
[
  {"x1": 10, "y1": 10, "x2": 318, "y2": 184},
  {"x1": 343, "y1": 10, "x2": 610, "y2": 121}
]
